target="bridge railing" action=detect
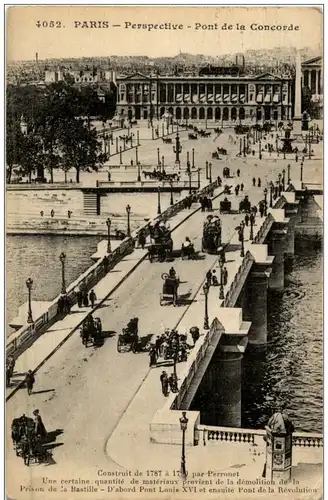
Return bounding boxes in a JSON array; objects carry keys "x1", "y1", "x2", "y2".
[
  {"x1": 223, "y1": 250, "x2": 254, "y2": 307},
  {"x1": 197, "y1": 425, "x2": 323, "y2": 448}
]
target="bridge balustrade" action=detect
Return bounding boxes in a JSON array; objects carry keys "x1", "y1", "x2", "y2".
[{"x1": 197, "y1": 425, "x2": 323, "y2": 448}]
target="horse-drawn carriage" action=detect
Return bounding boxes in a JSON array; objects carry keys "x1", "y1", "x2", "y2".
[
  {"x1": 220, "y1": 197, "x2": 232, "y2": 214},
  {"x1": 148, "y1": 222, "x2": 173, "y2": 263},
  {"x1": 11, "y1": 416, "x2": 46, "y2": 466},
  {"x1": 223, "y1": 167, "x2": 230, "y2": 178},
  {"x1": 80, "y1": 315, "x2": 102, "y2": 347},
  {"x1": 202, "y1": 216, "x2": 222, "y2": 254},
  {"x1": 188, "y1": 133, "x2": 198, "y2": 140},
  {"x1": 162, "y1": 137, "x2": 172, "y2": 144},
  {"x1": 160, "y1": 273, "x2": 180, "y2": 306},
  {"x1": 117, "y1": 317, "x2": 139, "y2": 353},
  {"x1": 239, "y1": 195, "x2": 251, "y2": 213}
]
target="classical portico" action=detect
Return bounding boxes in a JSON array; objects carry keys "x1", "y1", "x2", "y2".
[
  {"x1": 116, "y1": 72, "x2": 293, "y2": 123},
  {"x1": 301, "y1": 56, "x2": 323, "y2": 118}
]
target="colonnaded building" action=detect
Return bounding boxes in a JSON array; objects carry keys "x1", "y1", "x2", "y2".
[{"x1": 116, "y1": 64, "x2": 294, "y2": 124}]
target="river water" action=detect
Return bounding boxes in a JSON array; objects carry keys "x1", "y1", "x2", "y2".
[
  {"x1": 242, "y1": 244, "x2": 323, "y2": 433},
  {"x1": 6, "y1": 235, "x2": 103, "y2": 333},
  {"x1": 6, "y1": 235, "x2": 323, "y2": 432}
]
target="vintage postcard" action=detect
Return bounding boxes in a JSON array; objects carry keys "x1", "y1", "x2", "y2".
[{"x1": 5, "y1": 5, "x2": 323, "y2": 500}]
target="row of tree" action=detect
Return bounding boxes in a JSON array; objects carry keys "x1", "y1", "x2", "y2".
[{"x1": 6, "y1": 82, "x2": 116, "y2": 183}]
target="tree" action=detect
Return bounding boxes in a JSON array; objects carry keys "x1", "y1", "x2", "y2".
[
  {"x1": 19, "y1": 133, "x2": 45, "y2": 183},
  {"x1": 59, "y1": 118, "x2": 104, "y2": 183},
  {"x1": 6, "y1": 119, "x2": 24, "y2": 183}
]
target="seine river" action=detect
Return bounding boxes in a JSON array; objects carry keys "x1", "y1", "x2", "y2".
[
  {"x1": 6, "y1": 235, "x2": 103, "y2": 332},
  {"x1": 242, "y1": 244, "x2": 323, "y2": 433},
  {"x1": 6, "y1": 235, "x2": 323, "y2": 432}
]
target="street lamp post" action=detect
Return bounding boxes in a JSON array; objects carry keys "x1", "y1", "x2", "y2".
[
  {"x1": 239, "y1": 222, "x2": 245, "y2": 257},
  {"x1": 269, "y1": 181, "x2": 274, "y2": 207},
  {"x1": 192, "y1": 148, "x2": 195, "y2": 168},
  {"x1": 135, "y1": 146, "x2": 139, "y2": 165},
  {"x1": 300, "y1": 161, "x2": 303, "y2": 182},
  {"x1": 137, "y1": 161, "x2": 141, "y2": 182},
  {"x1": 287, "y1": 164, "x2": 291, "y2": 184},
  {"x1": 179, "y1": 412, "x2": 188, "y2": 480},
  {"x1": 197, "y1": 168, "x2": 201, "y2": 190},
  {"x1": 282, "y1": 169, "x2": 286, "y2": 191},
  {"x1": 162, "y1": 156, "x2": 165, "y2": 173},
  {"x1": 203, "y1": 282, "x2": 210, "y2": 330},
  {"x1": 126, "y1": 204, "x2": 131, "y2": 237},
  {"x1": 278, "y1": 172, "x2": 282, "y2": 194},
  {"x1": 106, "y1": 218, "x2": 111, "y2": 253},
  {"x1": 239, "y1": 138, "x2": 242, "y2": 156},
  {"x1": 169, "y1": 180, "x2": 174, "y2": 206},
  {"x1": 119, "y1": 146, "x2": 123, "y2": 165},
  {"x1": 263, "y1": 188, "x2": 268, "y2": 216},
  {"x1": 157, "y1": 186, "x2": 162, "y2": 215},
  {"x1": 219, "y1": 257, "x2": 225, "y2": 300},
  {"x1": 243, "y1": 136, "x2": 246, "y2": 157},
  {"x1": 250, "y1": 212, "x2": 254, "y2": 241},
  {"x1": 173, "y1": 133, "x2": 182, "y2": 165},
  {"x1": 209, "y1": 162, "x2": 212, "y2": 184},
  {"x1": 205, "y1": 161, "x2": 209, "y2": 179},
  {"x1": 188, "y1": 170, "x2": 192, "y2": 195},
  {"x1": 259, "y1": 139, "x2": 262, "y2": 160},
  {"x1": 26, "y1": 278, "x2": 34, "y2": 324},
  {"x1": 157, "y1": 147, "x2": 160, "y2": 168},
  {"x1": 59, "y1": 252, "x2": 66, "y2": 294}
]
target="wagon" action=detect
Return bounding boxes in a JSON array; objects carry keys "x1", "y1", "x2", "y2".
[{"x1": 160, "y1": 273, "x2": 180, "y2": 306}]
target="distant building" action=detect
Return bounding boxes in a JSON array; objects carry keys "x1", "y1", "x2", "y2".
[
  {"x1": 116, "y1": 69, "x2": 293, "y2": 123},
  {"x1": 44, "y1": 66, "x2": 116, "y2": 86},
  {"x1": 301, "y1": 56, "x2": 323, "y2": 119}
]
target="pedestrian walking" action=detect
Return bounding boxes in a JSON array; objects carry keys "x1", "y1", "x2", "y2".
[
  {"x1": 108, "y1": 171, "x2": 111, "y2": 181},
  {"x1": 103, "y1": 255, "x2": 109, "y2": 274},
  {"x1": 218, "y1": 247, "x2": 226, "y2": 264},
  {"x1": 6, "y1": 357, "x2": 15, "y2": 387},
  {"x1": 89, "y1": 289, "x2": 97, "y2": 308},
  {"x1": 160, "y1": 371, "x2": 169, "y2": 396},
  {"x1": 76, "y1": 290, "x2": 83, "y2": 308},
  {"x1": 240, "y1": 183, "x2": 244, "y2": 192},
  {"x1": 244, "y1": 214, "x2": 250, "y2": 226},
  {"x1": 149, "y1": 346, "x2": 157, "y2": 367},
  {"x1": 155, "y1": 336, "x2": 162, "y2": 357},
  {"x1": 206, "y1": 269, "x2": 212, "y2": 287},
  {"x1": 25, "y1": 370, "x2": 35, "y2": 396},
  {"x1": 138, "y1": 231, "x2": 146, "y2": 250},
  {"x1": 235, "y1": 185, "x2": 240, "y2": 196},
  {"x1": 168, "y1": 373, "x2": 178, "y2": 393},
  {"x1": 252, "y1": 177, "x2": 256, "y2": 187},
  {"x1": 208, "y1": 198, "x2": 213, "y2": 211},
  {"x1": 258, "y1": 177, "x2": 261, "y2": 187},
  {"x1": 33, "y1": 409, "x2": 47, "y2": 439},
  {"x1": 259, "y1": 203, "x2": 264, "y2": 218},
  {"x1": 222, "y1": 266, "x2": 228, "y2": 286},
  {"x1": 212, "y1": 270, "x2": 219, "y2": 286},
  {"x1": 190, "y1": 326, "x2": 200, "y2": 346},
  {"x1": 237, "y1": 168, "x2": 240, "y2": 177},
  {"x1": 83, "y1": 292, "x2": 89, "y2": 307}
]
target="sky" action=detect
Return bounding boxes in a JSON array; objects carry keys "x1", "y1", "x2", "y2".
[{"x1": 6, "y1": 6, "x2": 323, "y2": 62}]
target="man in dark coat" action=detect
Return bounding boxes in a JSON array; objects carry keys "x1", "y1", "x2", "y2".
[
  {"x1": 160, "y1": 371, "x2": 169, "y2": 396},
  {"x1": 76, "y1": 290, "x2": 83, "y2": 308},
  {"x1": 89, "y1": 289, "x2": 97, "y2": 308},
  {"x1": 25, "y1": 370, "x2": 35, "y2": 396},
  {"x1": 33, "y1": 410, "x2": 47, "y2": 439}
]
